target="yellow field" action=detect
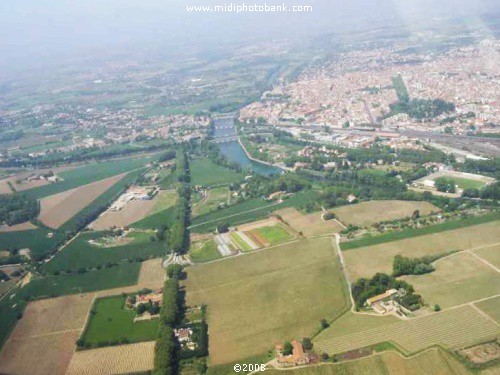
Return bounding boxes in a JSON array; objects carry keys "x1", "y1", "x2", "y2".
[
  {"x1": 264, "y1": 348, "x2": 471, "y2": 375},
  {"x1": 401, "y1": 252, "x2": 500, "y2": 308},
  {"x1": 332, "y1": 200, "x2": 439, "y2": 227},
  {"x1": 475, "y1": 296, "x2": 500, "y2": 324},
  {"x1": 343, "y1": 220, "x2": 500, "y2": 280},
  {"x1": 184, "y1": 237, "x2": 349, "y2": 365},
  {"x1": 66, "y1": 341, "x2": 155, "y2": 375},
  {"x1": 38, "y1": 173, "x2": 126, "y2": 228},
  {"x1": 276, "y1": 208, "x2": 343, "y2": 237},
  {"x1": 137, "y1": 258, "x2": 166, "y2": 285},
  {"x1": 314, "y1": 305, "x2": 498, "y2": 356},
  {"x1": 474, "y1": 244, "x2": 500, "y2": 269}
]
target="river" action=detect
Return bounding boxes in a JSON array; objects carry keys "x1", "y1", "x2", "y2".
[{"x1": 213, "y1": 117, "x2": 280, "y2": 176}]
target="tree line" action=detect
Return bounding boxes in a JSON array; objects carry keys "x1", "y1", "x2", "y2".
[{"x1": 0, "y1": 193, "x2": 39, "y2": 226}]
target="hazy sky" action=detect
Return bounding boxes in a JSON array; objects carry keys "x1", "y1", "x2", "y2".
[{"x1": 0, "y1": 0, "x2": 498, "y2": 72}]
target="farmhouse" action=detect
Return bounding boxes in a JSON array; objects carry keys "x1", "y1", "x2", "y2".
[
  {"x1": 366, "y1": 289, "x2": 398, "y2": 307},
  {"x1": 275, "y1": 340, "x2": 310, "y2": 366},
  {"x1": 174, "y1": 328, "x2": 196, "y2": 350}
]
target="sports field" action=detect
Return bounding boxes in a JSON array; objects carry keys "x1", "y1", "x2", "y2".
[
  {"x1": 80, "y1": 295, "x2": 159, "y2": 347},
  {"x1": 314, "y1": 305, "x2": 499, "y2": 356},
  {"x1": 276, "y1": 208, "x2": 343, "y2": 237},
  {"x1": 190, "y1": 159, "x2": 244, "y2": 187},
  {"x1": 343, "y1": 220, "x2": 500, "y2": 280},
  {"x1": 401, "y1": 251, "x2": 500, "y2": 308},
  {"x1": 66, "y1": 341, "x2": 155, "y2": 375},
  {"x1": 264, "y1": 348, "x2": 470, "y2": 375},
  {"x1": 332, "y1": 200, "x2": 439, "y2": 227},
  {"x1": 184, "y1": 237, "x2": 349, "y2": 365}
]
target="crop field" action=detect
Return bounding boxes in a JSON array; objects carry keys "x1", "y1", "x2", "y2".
[
  {"x1": 25, "y1": 155, "x2": 156, "y2": 199},
  {"x1": 0, "y1": 227, "x2": 62, "y2": 260},
  {"x1": 276, "y1": 208, "x2": 343, "y2": 237},
  {"x1": 0, "y1": 221, "x2": 37, "y2": 232},
  {"x1": 0, "y1": 165, "x2": 76, "y2": 194},
  {"x1": 38, "y1": 173, "x2": 126, "y2": 229},
  {"x1": 190, "y1": 159, "x2": 244, "y2": 187},
  {"x1": 189, "y1": 239, "x2": 222, "y2": 263},
  {"x1": 264, "y1": 348, "x2": 470, "y2": 375},
  {"x1": 10, "y1": 294, "x2": 94, "y2": 339},
  {"x1": 474, "y1": 243, "x2": 500, "y2": 269},
  {"x1": 137, "y1": 258, "x2": 166, "y2": 284},
  {"x1": 66, "y1": 341, "x2": 155, "y2": 375},
  {"x1": 80, "y1": 295, "x2": 159, "y2": 346},
  {"x1": 343, "y1": 220, "x2": 500, "y2": 280},
  {"x1": 192, "y1": 186, "x2": 230, "y2": 217},
  {"x1": 314, "y1": 305, "x2": 499, "y2": 356},
  {"x1": 0, "y1": 293, "x2": 94, "y2": 375},
  {"x1": 41, "y1": 231, "x2": 164, "y2": 273},
  {"x1": 190, "y1": 189, "x2": 318, "y2": 233},
  {"x1": 0, "y1": 331, "x2": 80, "y2": 375},
  {"x1": 332, "y1": 200, "x2": 439, "y2": 227},
  {"x1": 401, "y1": 252, "x2": 500, "y2": 308},
  {"x1": 131, "y1": 205, "x2": 177, "y2": 230},
  {"x1": 184, "y1": 237, "x2": 349, "y2": 364},
  {"x1": 342, "y1": 211, "x2": 500, "y2": 250},
  {"x1": 475, "y1": 296, "x2": 500, "y2": 324}
]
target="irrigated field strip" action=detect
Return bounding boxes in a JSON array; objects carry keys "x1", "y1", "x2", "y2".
[{"x1": 314, "y1": 305, "x2": 499, "y2": 356}]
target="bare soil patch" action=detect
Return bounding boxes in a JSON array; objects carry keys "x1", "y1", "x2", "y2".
[
  {"x1": 0, "y1": 331, "x2": 80, "y2": 375},
  {"x1": 66, "y1": 341, "x2": 155, "y2": 375},
  {"x1": 276, "y1": 207, "x2": 343, "y2": 237},
  {"x1": 460, "y1": 341, "x2": 500, "y2": 364},
  {"x1": 236, "y1": 217, "x2": 279, "y2": 231},
  {"x1": 39, "y1": 173, "x2": 126, "y2": 229}
]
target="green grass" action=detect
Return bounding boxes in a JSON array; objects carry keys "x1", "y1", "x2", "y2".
[
  {"x1": 192, "y1": 186, "x2": 230, "y2": 217},
  {"x1": 190, "y1": 189, "x2": 318, "y2": 233},
  {"x1": 184, "y1": 237, "x2": 350, "y2": 364},
  {"x1": 0, "y1": 262, "x2": 140, "y2": 349},
  {"x1": 448, "y1": 176, "x2": 487, "y2": 190},
  {"x1": 25, "y1": 155, "x2": 157, "y2": 199},
  {"x1": 342, "y1": 211, "x2": 500, "y2": 250},
  {"x1": 40, "y1": 231, "x2": 165, "y2": 273},
  {"x1": 80, "y1": 295, "x2": 159, "y2": 346},
  {"x1": 150, "y1": 190, "x2": 178, "y2": 215},
  {"x1": 190, "y1": 159, "x2": 244, "y2": 187},
  {"x1": 229, "y1": 232, "x2": 253, "y2": 252},
  {"x1": 252, "y1": 225, "x2": 292, "y2": 245},
  {"x1": 131, "y1": 205, "x2": 177, "y2": 230},
  {"x1": 189, "y1": 240, "x2": 221, "y2": 263}
]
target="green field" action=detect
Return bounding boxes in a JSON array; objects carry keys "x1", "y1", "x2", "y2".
[
  {"x1": 314, "y1": 305, "x2": 498, "y2": 356},
  {"x1": 342, "y1": 211, "x2": 500, "y2": 250},
  {"x1": 190, "y1": 189, "x2": 318, "y2": 233},
  {"x1": 0, "y1": 262, "x2": 140, "y2": 349},
  {"x1": 251, "y1": 225, "x2": 292, "y2": 245},
  {"x1": 190, "y1": 159, "x2": 244, "y2": 187},
  {"x1": 229, "y1": 232, "x2": 253, "y2": 252},
  {"x1": 25, "y1": 155, "x2": 157, "y2": 199},
  {"x1": 184, "y1": 237, "x2": 349, "y2": 365},
  {"x1": 401, "y1": 252, "x2": 500, "y2": 308},
  {"x1": 192, "y1": 186, "x2": 230, "y2": 217},
  {"x1": 80, "y1": 295, "x2": 159, "y2": 347},
  {"x1": 131, "y1": 205, "x2": 177, "y2": 230},
  {"x1": 149, "y1": 189, "x2": 178, "y2": 215},
  {"x1": 189, "y1": 239, "x2": 221, "y2": 263},
  {"x1": 40, "y1": 231, "x2": 165, "y2": 273},
  {"x1": 475, "y1": 296, "x2": 500, "y2": 324},
  {"x1": 448, "y1": 176, "x2": 487, "y2": 190},
  {"x1": 263, "y1": 348, "x2": 471, "y2": 375}
]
